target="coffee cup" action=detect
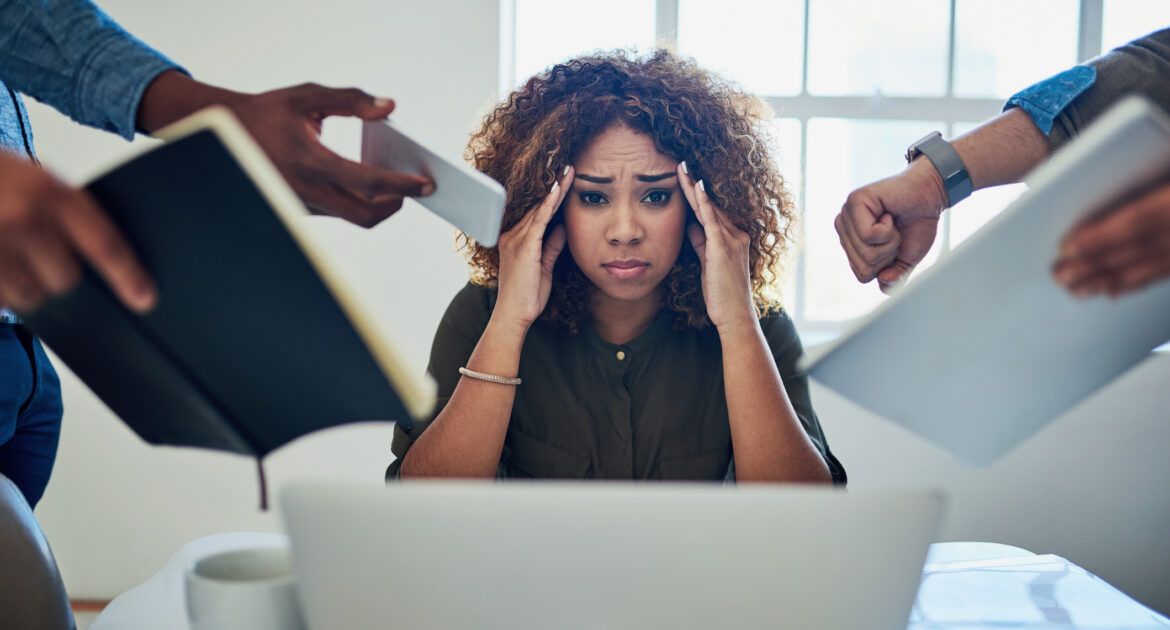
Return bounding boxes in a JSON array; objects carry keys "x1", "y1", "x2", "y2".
[{"x1": 185, "y1": 545, "x2": 306, "y2": 630}]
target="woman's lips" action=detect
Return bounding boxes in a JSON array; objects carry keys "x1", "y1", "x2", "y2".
[{"x1": 603, "y1": 260, "x2": 650, "y2": 280}]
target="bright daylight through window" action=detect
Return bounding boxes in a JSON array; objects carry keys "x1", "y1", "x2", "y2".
[{"x1": 504, "y1": 0, "x2": 1170, "y2": 337}]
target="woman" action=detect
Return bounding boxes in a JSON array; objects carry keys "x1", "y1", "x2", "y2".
[{"x1": 388, "y1": 50, "x2": 845, "y2": 484}]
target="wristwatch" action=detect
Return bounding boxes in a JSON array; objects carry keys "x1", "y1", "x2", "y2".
[{"x1": 905, "y1": 131, "x2": 972, "y2": 208}]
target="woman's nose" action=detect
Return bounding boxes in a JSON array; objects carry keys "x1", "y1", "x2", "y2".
[{"x1": 605, "y1": 204, "x2": 644, "y2": 246}]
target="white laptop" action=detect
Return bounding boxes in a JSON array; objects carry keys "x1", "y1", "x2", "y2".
[
  {"x1": 281, "y1": 482, "x2": 943, "y2": 630},
  {"x1": 806, "y1": 96, "x2": 1170, "y2": 465}
]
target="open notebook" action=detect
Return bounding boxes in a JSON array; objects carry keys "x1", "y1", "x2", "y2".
[{"x1": 23, "y1": 107, "x2": 436, "y2": 484}]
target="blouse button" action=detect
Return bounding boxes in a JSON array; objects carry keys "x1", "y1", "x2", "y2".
[{"x1": 616, "y1": 350, "x2": 626, "y2": 361}]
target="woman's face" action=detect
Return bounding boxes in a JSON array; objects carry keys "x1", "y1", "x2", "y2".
[{"x1": 564, "y1": 125, "x2": 687, "y2": 304}]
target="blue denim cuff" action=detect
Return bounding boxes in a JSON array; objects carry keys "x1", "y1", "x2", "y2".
[
  {"x1": 1003, "y1": 66, "x2": 1097, "y2": 135},
  {"x1": 75, "y1": 35, "x2": 187, "y2": 140}
]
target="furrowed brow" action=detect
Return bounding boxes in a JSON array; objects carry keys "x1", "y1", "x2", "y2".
[{"x1": 575, "y1": 174, "x2": 613, "y2": 184}]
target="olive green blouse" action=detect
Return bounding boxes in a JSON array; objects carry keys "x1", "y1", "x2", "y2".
[{"x1": 387, "y1": 283, "x2": 846, "y2": 484}]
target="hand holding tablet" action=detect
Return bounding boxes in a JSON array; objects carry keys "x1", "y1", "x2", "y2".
[
  {"x1": 361, "y1": 120, "x2": 507, "y2": 246},
  {"x1": 808, "y1": 97, "x2": 1170, "y2": 465}
]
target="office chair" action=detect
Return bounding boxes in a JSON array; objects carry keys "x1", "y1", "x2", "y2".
[{"x1": 0, "y1": 473, "x2": 73, "y2": 630}]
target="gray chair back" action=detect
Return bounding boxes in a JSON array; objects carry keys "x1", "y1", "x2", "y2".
[{"x1": 0, "y1": 474, "x2": 73, "y2": 630}]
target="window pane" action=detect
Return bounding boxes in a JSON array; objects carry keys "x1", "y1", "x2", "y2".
[
  {"x1": 770, "y1": 118, "x2": 802, "y2": 203},
  {"x1": 804, "y1": 119, "x2": 942, "y2": 322},
  {"x1": 677, "y1": 0, "x2": 803, "y2": 96},
  {"x1": 1102, "y1": 0, "x2": 1170, "y2": 52},
  {"x1": 769, "y1": 118, "x2": 802, "y2": 311},
  {"x1": 807, "y1": 0, "x2": 949, "y2": 96},
  {"x1": 513, "y1": 0, "x2": 655, "y2": 86},
  {"x1": 780, "y1": 254, "x2": 799, "y2": 313},
  {"x1": 953, "y1": 0, "x2": 1078, "y2": 98}
]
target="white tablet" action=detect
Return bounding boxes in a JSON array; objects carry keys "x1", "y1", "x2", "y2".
[
  {"x1": 806, "y1": 96, "x2": 1170, "y2": 465},
  {"x1": 361, "y1": 120, "x2": 506, "y2": 246}
]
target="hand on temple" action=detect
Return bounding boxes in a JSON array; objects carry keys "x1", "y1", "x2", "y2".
[
  {"x1": 676, "y1": 161, "x2": 757, "y2": 331},
  {"x1": 492, "y1": 166, "x2": 573, "y2": 331}
]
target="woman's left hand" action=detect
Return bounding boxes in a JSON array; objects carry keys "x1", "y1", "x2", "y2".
[{"x1": 677, "y1": 162, "x2": 757, "y2": 332}]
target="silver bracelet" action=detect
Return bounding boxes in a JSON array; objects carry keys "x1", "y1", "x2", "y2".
[{"x1": 458, "y1": 366, "x2": 522, "y2": 386}]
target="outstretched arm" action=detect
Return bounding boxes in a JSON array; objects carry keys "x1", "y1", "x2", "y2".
[
  {"x1": 137, "y1": 72, "x2": 433, "y2": 227},
  {"x1": 835, "y1": 28, "x2": 1170, "y2": 293},
  {"x1": 0, "y1": 1, "x2": 433, "y2": 314},
  {"x1": 834, "y1": 107, "x2": 1048, "y2": 292}
]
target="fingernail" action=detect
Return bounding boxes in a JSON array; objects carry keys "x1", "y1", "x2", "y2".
[
  {"x1": 551, "y1": 181, "x2": 559, "y2": 194},
  {"x1": 373, "y1": 97, "x2": 394, "y2": 108},
  {"x1": 421, "y1": 183, "x2": 435, "y2": 196},
  {"x1": 562, "y1": 165, "x2": 571, "y2": 177},
  {"x1": 135, "y1": 284, "x2": 158, "y2": 312},
  {"x1": 680, "y1": 161, "x2": 688, "y2": 175},
  {"x1": 697, "y1": 179, "x2": 706, "y2": 193}
]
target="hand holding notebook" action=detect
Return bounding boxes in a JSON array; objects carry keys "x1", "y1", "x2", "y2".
[
  {"x1": 24, "y1": 107, "x2": 439, "y2": 465},
  {"x1": 1, "y1": 80, "x2": 436, "y2": 318}
]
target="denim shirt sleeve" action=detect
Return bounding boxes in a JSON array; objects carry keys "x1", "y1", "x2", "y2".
[
  {"x1": 1003, "y1": 66, "x2": 1097, "y2": 135},
  {"x1": 0, "y1": 0, "x2": 186, "y2": 140}
]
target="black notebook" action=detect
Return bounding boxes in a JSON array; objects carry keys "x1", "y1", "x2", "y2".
[{"x1": 24, "y1": 107, "x2": 436, "y2": 459}]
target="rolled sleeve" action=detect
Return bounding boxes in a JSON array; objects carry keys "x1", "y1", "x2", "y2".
[
  {"x1": 72, "y1": 29, "x2": 184, "y2": 139},
  {"x1": 1003, "y1": 66, "x2": 1096, "y2": 135},
  {"x1": 1005, "y1": 27, "x2": 1170, "y2": 152},
  {"x1": 0, "y1": 0, "x2": 186, "y2": 139}
]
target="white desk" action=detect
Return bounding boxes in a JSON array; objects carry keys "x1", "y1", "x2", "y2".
[
  {"x1": 90, "y1": 532, "x2": 286, "y2": 630},
  {"x1": 92, "y1": 534, "x2": 1169, "y2": 630},
  {"x1": 914, "y1": 544, "x2": 1169, "y2": 628}
]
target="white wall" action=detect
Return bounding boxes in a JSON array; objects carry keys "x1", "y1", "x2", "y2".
[{"x1": 25, "y1": 0, "x2": 1170, "y2": 616}]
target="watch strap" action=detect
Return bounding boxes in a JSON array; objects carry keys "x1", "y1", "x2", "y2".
[{"x1": 907, "y1": 132, "x2": 972, "y2": 208}]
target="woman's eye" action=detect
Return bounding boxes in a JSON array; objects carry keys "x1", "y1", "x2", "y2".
[
  {"x1": 642, "y1": 190, "x2": 672, "y2": 205},
  {"x1": 579, "y1": 191, "x2": 608, "y2": 206}
]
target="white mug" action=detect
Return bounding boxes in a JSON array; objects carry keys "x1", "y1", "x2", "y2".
[{"x1": 185, "y1": 546, "x2": 306, "y2": 630}]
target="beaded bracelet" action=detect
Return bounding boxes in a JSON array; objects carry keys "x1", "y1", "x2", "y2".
[{"x1": 458, "y1": 366, "x2": 522, "y2": 386}]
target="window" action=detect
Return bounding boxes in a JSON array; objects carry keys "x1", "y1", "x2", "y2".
[
  {"x1": 509, "y1": 0, "x2": 656, "y2": 87},
  {"x1": 502, "y1": 0, "x2": 1163, "y2": 335},
  {"x1": 1102, "y1": 0, "x2": 1170, "y2": 52}
]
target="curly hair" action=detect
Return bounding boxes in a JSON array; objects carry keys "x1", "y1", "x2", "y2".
[{"x1": 461, "y1": 48, "x2": 797, "y2": 333}]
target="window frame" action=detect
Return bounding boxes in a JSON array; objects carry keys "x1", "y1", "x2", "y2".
[{"x1": 500, "y1": 0, "x2": 1110, "y2": 339}]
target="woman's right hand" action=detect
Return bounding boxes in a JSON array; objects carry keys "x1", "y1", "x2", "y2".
[{"x1": 493, "y1": 166, "x2": 574, "y2": 330}]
